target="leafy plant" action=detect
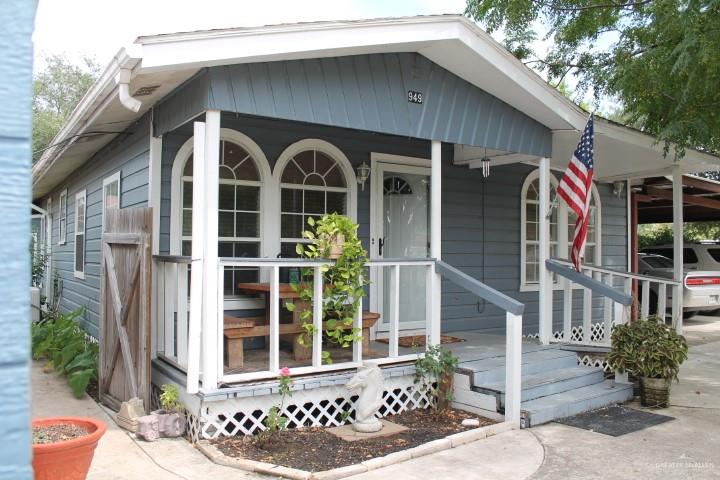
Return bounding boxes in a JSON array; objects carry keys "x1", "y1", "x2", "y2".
[
  {"x1": 414, "y1": 345, "x2": 459, "y2": 411},
  {"x1": 159, "y1": 384, "x2": 183, "y2": 412},
  {"x1": 257, "y1": 367, "x2": 293, "y2": 447},
  {"x1": 607, "y1": 317, "x2": 689, "y2": 380},
  {"x1": 31, "y1": 308, "x2": 98, "y2": 398},
  {"x1": 286, "y1": 214, "x2": 369, "y2": 364}
]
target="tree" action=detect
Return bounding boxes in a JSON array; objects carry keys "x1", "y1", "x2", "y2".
[
  {"x1": 465, "y1": 0, "x2": 720, "y2": 156},
  {"x1": 32, "y1": 55, "x2": 99, "y2": 163}
]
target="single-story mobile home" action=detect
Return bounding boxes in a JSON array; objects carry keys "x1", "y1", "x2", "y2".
[{"x1": 32, "y1": 15, "x2": 719, "y2": 439}]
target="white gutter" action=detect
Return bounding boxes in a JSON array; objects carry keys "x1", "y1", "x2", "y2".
[{"x1": 117, "y1": 67, "x2": 142, "y2": 112}]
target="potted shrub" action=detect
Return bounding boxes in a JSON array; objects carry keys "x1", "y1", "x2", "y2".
[
  {"x1": 607, "y1": 317, "x2": 689, "y2": 408},
  {"x1": 152, "y1": 383, "x2": 186, "y2": 437},
  {"x1": 32, "y1": 416, "x2": 106, "y2": 480}
]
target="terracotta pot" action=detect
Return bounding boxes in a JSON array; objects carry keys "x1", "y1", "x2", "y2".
[
  {"x1": 32, "y1": 417, "x2": 106, "y2": 480},
  {"x1": 640, "y1": 376, "x2": 672, "y2": 408},
  {"x1": 329, "y1": 234, "x2": 345, "y2": 259}
]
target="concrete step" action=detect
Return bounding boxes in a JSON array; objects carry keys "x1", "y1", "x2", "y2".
[
  {"x1": 458, "y1": 348, "x2": 578, "y2": 385},
  {"x1": 475, "y1": 366, "x2": 606, "y2": 407},
  {"x1": 521, "y1": 380, "x2": 634, "y2": 427}
]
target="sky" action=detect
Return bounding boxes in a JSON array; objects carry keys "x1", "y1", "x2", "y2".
[{"x1": 33, "y1": 0, "x2": 467, "y2": 68}]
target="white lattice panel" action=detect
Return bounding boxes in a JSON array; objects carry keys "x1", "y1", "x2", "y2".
[
  {"x1": 578, "y1": 354, "x2": 612, "y2": 372},
  {"x1": 182, "y1": 374, "x2": 430, "y2": 441}
]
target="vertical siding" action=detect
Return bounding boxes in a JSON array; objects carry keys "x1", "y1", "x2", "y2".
[
  {"x1": 43, "y1": 116, "x2": 151, "y2": 338},
  {"x1": 155, "y1": 53, "x2": 552, "y2": 157},
  {"x1": 160, "y1": 114, "x2": 627, "y2": 334},
  {"x1": 0, "y1": 1, "x2": 34, "y2": 477}
]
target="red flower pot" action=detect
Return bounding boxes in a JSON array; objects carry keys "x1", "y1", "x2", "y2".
[{"x1": 32, "y1": 417, "x2": 106, "y2": 480}]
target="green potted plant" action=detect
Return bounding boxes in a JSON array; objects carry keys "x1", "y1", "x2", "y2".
[
  {"x1": 607, "y1": 317, "x2": 689, "y2": 408},
  {"x1": 151, "y1": 383, "x2": 186, "y2": 437},
  {"x1": 287, "y1": 214, "x2": 369, "y2": 363}
]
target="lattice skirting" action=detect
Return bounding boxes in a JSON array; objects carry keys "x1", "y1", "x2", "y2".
[
  {"x1": 523, "y1": 321, "x2": 608, "y2": 343},
  {"x1": 156, "y1": 374, "x2": 431, "y2": 442}
]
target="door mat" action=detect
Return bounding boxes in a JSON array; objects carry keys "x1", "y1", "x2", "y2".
[
  {"x1": 555, "y1": 405, "x2": 674, "y2": 436},
  {"x1": 376, "y1": 335, "x2": 465, "y2": 348}
]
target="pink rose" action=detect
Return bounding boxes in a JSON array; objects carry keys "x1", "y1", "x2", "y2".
[{"x1": 279, "y1": 366, "x2": 291, "y2": 377}]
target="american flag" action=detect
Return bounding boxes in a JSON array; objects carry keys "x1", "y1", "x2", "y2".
[{"x1": 557, "y1": 115, "x2": 594, "y2": 272}]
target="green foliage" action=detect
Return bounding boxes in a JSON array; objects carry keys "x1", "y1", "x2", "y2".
[
  {"x1": 465, "y1": 0, "x2": 720, "y2": 155},
  {"x1": 30, "y1": 243, "x2": 49, "y2": 288},
  {"x1": 257, "y1": 369, "x2": 293, "y2": 447},
  {"x1": 287, "y1": 214, "x2": 369, "y2": 363},
  {"x1": 31, "y1": 308, "x2": 98, "y2": 398},
  {"x1": 414, "y1": 345, "x2": 459, "y2": 410},
  {"x1": 639, "y1": 222, "x2": 720, "y2": 248},
  {"x1": 33, "y1": 55, "x2": 100, "y2": 163},
  {"x1": 159, "y1": 384, "x2": 183, "y2": 412},
  {"x1": 608, "y1": 317, "x2": 688, "y2": 380}
]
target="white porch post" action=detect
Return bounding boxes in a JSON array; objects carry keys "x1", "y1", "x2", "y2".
[
  {"x1": 672, "y1": 163, "x2": 684, "y2": 333},
  {"x1": 429, "y1": 140, "x2": 442, "y2": 346},
  {"x1": 186, "y1": 122, "x2": 206, "y2": 394},
  {"x1": 202, "y1": 110, "x2": 221, "y2": 390},
  {"x1": 538, "y1": 157, "x2": 552, "y2": 344}
]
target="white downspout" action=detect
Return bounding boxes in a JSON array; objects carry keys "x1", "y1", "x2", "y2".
[{"x1": 117, "y1": 68, "x2": 141, "y2": 112}]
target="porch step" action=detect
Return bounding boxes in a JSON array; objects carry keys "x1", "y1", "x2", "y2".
[
  {"x1": 458, "y1": 348, "x2": 578, "y2": 385},
  {"x1": 474, "y1": 366, "x2": 606, "y2": 407},
  {"x1": 521, "y1": 380, "x2": 634, "y2": 427}
]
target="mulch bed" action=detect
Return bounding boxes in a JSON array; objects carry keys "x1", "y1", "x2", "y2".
[
  {"x1": 86, "y1": 377, "x2": 100, "y2": 403},
  {"x1": 33, "y1": 424, "x2": 89, "y2": 445},
  {"x1": 212, "y1": 408, "x2": 494, "y2": 472}
]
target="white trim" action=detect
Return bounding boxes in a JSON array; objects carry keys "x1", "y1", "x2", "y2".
[
  {"x1": 74, "y1": 189, "x2": 87, "y2": 279},
  {"x1": 170, "y1": 128, "x2": 272, "y2": 257},
  {"x1": 272, "y1": 138, "x2": 357, "y2": 256},
  {"x1": 45, "y1": 197, "x2": 53, "y2": 300},
  {"x1": 149, "y1": 133, "x2": 163, "y2": 255},
  {"x1": 519, "y1": 170, "x2": 602, "y2": 292},
  {"x1": 102, "y1": 171, "x2": 121, "y2": 233},
  {"x1": 58, "y1": 189, "x2": 67, "y2": 245}
]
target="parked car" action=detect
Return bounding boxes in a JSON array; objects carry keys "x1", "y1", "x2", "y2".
[
  {"x1": 642, "y1": 242, "x2": 720, "y2": 271},
  {"x1": 638, "y1": 251, "x2": 720, "y2": 318}
]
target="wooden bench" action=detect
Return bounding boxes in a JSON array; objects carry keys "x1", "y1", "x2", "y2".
[{"x1": 223, "y1": 312, "x2": 381, "y2": 369}]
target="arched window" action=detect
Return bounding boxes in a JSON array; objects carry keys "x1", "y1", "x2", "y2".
[
  {"x1": 274, "y1": 139, "x2": 356, "y2": 257},
  {"x1": 171, "y1": 130, "x2": 271, "y2": 296},
  {"x1": 520, "y1": 170, "x2": 601, "y2": 290}
]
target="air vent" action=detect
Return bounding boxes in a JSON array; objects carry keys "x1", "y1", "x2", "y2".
[{"x1": 133, "y1": 85, "x2": 161, "y2": 97}]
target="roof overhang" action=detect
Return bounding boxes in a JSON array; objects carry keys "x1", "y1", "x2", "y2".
[{"x1": 32, "y1": 14, "x2": 720, "y2": 199}]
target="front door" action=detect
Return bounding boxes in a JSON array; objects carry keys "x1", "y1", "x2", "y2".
[{"x1": 371, "y1": 161, "x2": 431, "y2": 333}]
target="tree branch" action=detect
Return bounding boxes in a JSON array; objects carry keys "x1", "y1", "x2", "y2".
[{"x1": 532, "y1": 0, "x2": 653, "y2": 12}]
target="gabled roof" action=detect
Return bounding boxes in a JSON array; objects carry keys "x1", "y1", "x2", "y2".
[{"x1": 32, "y1": 14, "x2": 720, "y2": 198}]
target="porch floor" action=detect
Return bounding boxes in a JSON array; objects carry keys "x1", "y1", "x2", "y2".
[{"x1": 224, "y1": 330, "x2": 546, "y2": 375}]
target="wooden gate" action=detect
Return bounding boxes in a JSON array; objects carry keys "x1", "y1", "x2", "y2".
[{"x1": 99, "y1": 208, "x2": 152, "y2": 412}]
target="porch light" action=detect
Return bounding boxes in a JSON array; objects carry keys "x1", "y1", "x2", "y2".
[
  {"x1": 356, "y1": 161, "x2": 370, "y2": 190},
  {"x1": 480, "y1": 148, "x2": 491, "y2": 178}
]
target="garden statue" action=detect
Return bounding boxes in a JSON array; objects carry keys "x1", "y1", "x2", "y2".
[{"x1": 346, "y1": 361, "x2": 384, "y2": 433}]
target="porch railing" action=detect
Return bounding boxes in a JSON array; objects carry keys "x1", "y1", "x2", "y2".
[
  {"x1": 153, "y1": 255, "x2": 191, "y2": 370},
  {"x1": 545, "y1": 259, "x2": 682, "y2": 348}
]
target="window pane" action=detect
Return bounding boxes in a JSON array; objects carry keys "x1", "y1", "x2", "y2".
[
  {"x1": 326, "y1": 192, "x2": 346, "y2": 214},
  {"x1": 224, "y1": 142, "x2": 259, "y2": 181},
  {"x1": 183, "y1": 182, "x2": 192, "y2": 208},
  {"x1": 218, "y1": 241, "x2": 234, "y2": 257},
  {"x1": 183, "y1": 155, "x2": 193, "y2": 176},
  {"x1": 281, "y1": 214, "x2": 303, "y2": 238},
  {"x1": 219, "y1": 211, "x2": 234, "y2": 237},
  {"x1": 232, "y1": 242, "x2": 259, "y2": 258},
  {"x1": 235, "y1": 212, "x2": 258, "y2": 237},
  {"x1": 219, "y1": 184, "x2": 235, "y2": 210},
  {"x1": 219, "y1": 165, "x2": 235, "y2": 180},
  {"x1": 305, "y1": 173, "x2": 325, "y2": 186},
  {"x1": 236, "y1": 186, "x2": 259, "y2": 211},
  {"x1": 293, "y1": 150, "x2": 314, "y2": 174},
  {"x1": 281, "y1": 189, "x2": 302, "y2": 213},
  {"x1": 304, "y1": 190, "x2": 325, "y2": 214},
  {"x1": 182, "y1": 210, "x2": 192, "y2": 236},
  {"x1": 526, "y1": 222, "x2": 537, "y2": 241},
  {"x1": 75, "y1": 235, "x2": 84, "y2": 272},
  {"x1": 182, "y1": 240, "x2": 192, "y2": 256},
  {"x1": 282, "y1": 160, "x2": 305, "y2": 184},
  {"x1": 526, "y1": 203, "x2": 538, "y2": 222}
]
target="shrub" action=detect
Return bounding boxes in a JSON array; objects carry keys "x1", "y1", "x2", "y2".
[
  {"x1": 31, "y1": 308, "x2": 98, "y2": 398},
  {"x1": 414, "y1": 345, "x2": 459, "y2": 411}
]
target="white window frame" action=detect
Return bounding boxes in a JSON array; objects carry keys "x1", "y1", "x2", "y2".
[
  {"x1": 58, "y1": 189, "x2": 67, "y2": 245},
  {"x1": 271, "y1": 138, "x2": 357, "y2": 257},
  {"x1": 74, "y1": 190, "x2": 87, "y2": 279},
  {"x1": 102, "y1": 171, "x2": 121, "y2": 232},
  {"x1": 520, "y1": 170, "x2": 602, "y2": 291}
]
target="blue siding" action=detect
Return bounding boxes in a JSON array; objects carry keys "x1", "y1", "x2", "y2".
[
  {"x1": 160, "y1": 115, "x2": 626, "y2": 334},
  {"x1": 154, "y1": 53, "x2": 552, "y2": 157},
  {"x1": 0, "y1": 2, "x2": 34, "y2": 478},
  {"x1": 44, "y1": 116, "x2": 151, "y2": 338}
]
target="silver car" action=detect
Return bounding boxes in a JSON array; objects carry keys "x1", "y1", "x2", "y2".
[{"x1": 638, "y1": 252, "x2": 720, "y2": 318}]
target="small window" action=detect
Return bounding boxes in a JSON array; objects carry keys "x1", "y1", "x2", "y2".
[
  {"x1": 58, "y1": 190, "x2": 67, "y2": 245},
  {"x1": 642, "y1": 256, "x2": 673, "y2": 269},
  {"x1": 74, "y1": 190, "x2": 87, "y2": 279},
  {"x1": 102, "y1": 172, "x2": 121, "y2": 232},
  {"x1": 643, "y1": 247, "x2": 699, "y2": 264}
]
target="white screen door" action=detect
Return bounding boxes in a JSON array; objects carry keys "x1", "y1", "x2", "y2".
[{"x1": 372, "y1": 162, "x2": 431, "y2": 332}]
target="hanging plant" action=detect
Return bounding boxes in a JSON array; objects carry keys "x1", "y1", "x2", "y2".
[{"x1": 286, "y1": 214, "x2": 369, "y2": 364}]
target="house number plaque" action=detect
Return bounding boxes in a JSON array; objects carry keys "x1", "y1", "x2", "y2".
[{"x1": 407, "y1": 90, "x2": 423, "y2": 104}]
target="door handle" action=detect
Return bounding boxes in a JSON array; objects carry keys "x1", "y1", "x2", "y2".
[{"x1": 378, "y1": 237, "x2": 384, "y2": 256}]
